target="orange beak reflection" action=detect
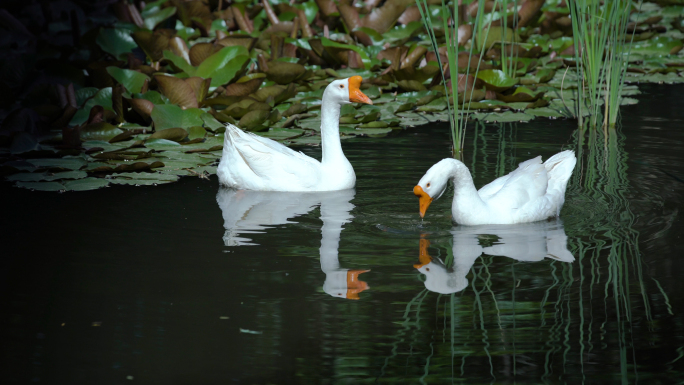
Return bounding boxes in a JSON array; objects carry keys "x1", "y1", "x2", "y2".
[
  {"x1": 414, "y1": 238, "x2": 433, "y2": 269},
  {"x1": 346, "y1": 269, "x2": 370, "y2": 300},
  {"x1": 413, "y1": 185, "x2": 433, "y2": 218},
  {"x1": 348, "y1": 75, "x2": 373, "y2": 105}
]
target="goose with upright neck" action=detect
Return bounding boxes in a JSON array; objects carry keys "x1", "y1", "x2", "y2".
[
  {"x1": 217, "y1": 76, "x2": 372, "y2": 191},
  {"x1": 413, "y1": 151, "x2": 576, "y2": 225}
]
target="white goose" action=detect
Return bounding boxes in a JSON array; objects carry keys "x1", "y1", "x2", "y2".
[
  {"x1": 217, "y1": 76, "x2": 372, "y2": 191},
  {"x1": 414, "y1": 151, "x2": 576, "y2": 225}
]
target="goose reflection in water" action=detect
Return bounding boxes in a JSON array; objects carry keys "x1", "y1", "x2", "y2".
[
  {"x1": 414, "y1": 219, "x2": 575, "y2": 294},
  {"x1": 216, "y1": 188, "x2": 369, "y2": 300}
]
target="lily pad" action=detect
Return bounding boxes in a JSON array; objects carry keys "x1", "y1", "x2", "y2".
[
  {"x1": 630, "y1": 36, "x2": 684, "y2": 57},
  {"x1": 476, "y1": 70, "x2": 519, "y2": 92},
  {"x1": 382, "y1": 21, "x2": 423, "y2": 44},
  {"x1": 470, "y1": 111, "x2": 535, "y2": 122},
  {"x1": 70, "y1": 87, "x2": 114, "y2": 126},
  {"x1": 187, "y1": 126, "x2": 207, "y2": 140},
  {"x1": 81, "y1": 122, "x2": 125, "y2": 141},
  {"x1": 144, "y1": 138, "x2": 182, "y2": 150},
  {"x1": 109, "y1": 172, "x2": 179, "y2": 185},
  {"x1": 476, "y1": 26, "x2": 520, "y2": 51},
  {"x1": 239, "y1": 110, "x2": 271, "y2": 131},
  {"x1": 526, "y1": 107, "x2": 564, "y2": 118},
  {"x1": 106, "y1": 67, "x2": 150, "y2": 93},
  {"x1": 151, "y1": 105, "x2": 204, "y2": 130},
  {"x1": 143, "y1": 6, "x2": 177, "y2": 30},
  {"x1": 63, "y1": 178, "x2": 110, "y2": 191},
  {"x1": 27, "y1": 158, "x2": 86, "y2": 170},
  {"x1": 263, "y1": 61, "x2": 308, "y2": 84},
  {"x1": 195, "y1": 46, "x2": 250, "y2": 87},
  {"x1": 16, "y1": 181, "x2": 65, "y2": 191},
  {"x1": 149, "y1": 127, "x2": 189, "y2": 142},
  {"x1": 46, "y1": 171, "x2": 89, "y2": 181},
  {"x1": 6, "y1": 172, "x2": 49, "y2": 182},
  {"x1": 201, "y1": 113, "x2": 225, "y2": 132},
  {"x1": 96, "y1": 28, "x2": 137, "y2": 60},
  {"x1": 497, "y1": 87, "x2": 544, "y2": 102},
  {"x1": 320, "y1": 37, "x2": 371, "y2": 69},
  {"x1": 416, "y1": 98, "x2": 447, "y2": 112},
  {"x1": 256, "y1": 128, "x2": 304, "y2": 141},
  {"x1": 341, "y1": 127, "x2": 392, "y2": 137},
  {"x1": 520, "y1": 68, "x2": 556, "y2": 85},
  {"x1": 358, "y1": 121, "x2": 389, "y2": 128}
]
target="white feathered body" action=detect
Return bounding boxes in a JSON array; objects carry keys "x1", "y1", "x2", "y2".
[
  {"x1": 217, "y1": 77, "x2": 366, "y2": 192},
  {"x1": 451, "y1": 150, "x2": 576, "y2": 225},
  {"x1": 418, "y1": 150, "x2": 576, "y2": 225},
  {"x1": 217, "y1": 124, "x2": 355, "y2": 191}
]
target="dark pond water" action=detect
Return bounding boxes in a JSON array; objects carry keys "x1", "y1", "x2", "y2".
[{"x1": 3, "y1": 84, "x2": 684, "y2": 384}]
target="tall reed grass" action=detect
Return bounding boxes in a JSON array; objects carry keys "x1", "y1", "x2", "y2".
[
  {"x1": 416, "y1": 0, "x2": 462, "y2": 155},
  {"x1": 417, "y1": 0, "x2": 522, "y2": 156},
  {"x1": 568, "y1": 0, "x2": 635, "y2": 128}
]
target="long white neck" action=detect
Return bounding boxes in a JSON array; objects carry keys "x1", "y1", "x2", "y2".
[
  {"x1": 320, "y1": 92, "x2": 345, "y2": 165},
  {"x1": 442, "y1": 159, "x2": 488, "y2": 222},
  {"x1": 319, "y1": 191, "x2": 355, "y2": 273}
]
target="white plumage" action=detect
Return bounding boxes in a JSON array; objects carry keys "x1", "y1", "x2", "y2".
[
  {"x1": 217, "y1": 76, "x2": 372, "y2": 191},
  {"x1": 414, "y1": 150, "x2": 576, "y2": 225}
]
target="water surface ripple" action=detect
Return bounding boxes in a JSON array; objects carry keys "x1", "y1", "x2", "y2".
[{"x1": 3, "y1": 85, "x2": 684, "y2": 384}]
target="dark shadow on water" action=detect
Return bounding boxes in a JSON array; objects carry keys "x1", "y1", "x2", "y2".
[{"x1": 3, "y1": 84, "x2": 684, "y2": 384}]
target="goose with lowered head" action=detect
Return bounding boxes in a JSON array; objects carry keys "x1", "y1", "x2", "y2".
[
  {"x1": 413, "y1": 150, "x2": 576, "y2": 225},
  {"x1": 217, "y1": 76, "x2": 372, "y2": 191}
]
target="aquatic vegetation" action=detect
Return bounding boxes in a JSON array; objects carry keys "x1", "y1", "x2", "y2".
[
  {"x1": 0, "y1": 0, "x2": 683, "y2": 190},
  {"x1": 568, "y1": 0, "x2": 633, "y2": 128}
]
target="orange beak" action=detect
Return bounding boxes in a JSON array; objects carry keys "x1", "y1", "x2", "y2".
[
  {"x1": 346, "y1": 269, "x2": 370, "y2": 300},
  {"x1": 348, "y1": 75, "x2": 373, "y2": 105},
  {"x1": 413, "y1": 238, "x2": 433, "y2": 269},
  {"x1": 413, "y1": 185, "x2": 433, "y2": 218}
]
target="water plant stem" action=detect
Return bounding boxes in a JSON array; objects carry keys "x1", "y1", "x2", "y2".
[{"x1": 568, "y1": 0, "x2": 635, "y2": 128}]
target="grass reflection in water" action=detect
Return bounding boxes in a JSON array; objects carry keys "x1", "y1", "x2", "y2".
[{"x1": 374, "y1": 122, "x2": 678, "y2": 383}]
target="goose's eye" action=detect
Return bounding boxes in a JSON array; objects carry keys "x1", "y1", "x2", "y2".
[
  {"x1": 427, "y1": 182, "x2": 431, "y2": 188},
  {"x1": 339, "y1": 84, "x2": 344, "y2": 89}
]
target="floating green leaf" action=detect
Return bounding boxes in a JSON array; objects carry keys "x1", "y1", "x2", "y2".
[
  {"x1": 416, "y1": 98, "x2": 447, "y2": 112},
  {"x1": 27, "y1": 158, "x2": 86, "y2": 170},
  {"x1": 62, "y1": 178, "x2": 110, "y2": 191},
  {"x1": 109, "y1": 172, "x2": 179, "y2": 185},
  {"x1": 476, "y1": 70, "x2": 519, "y2": 92},
  {"x1": 256, "y1": 128, "x2": 304, "y2": 141},
  {"x1": 630, "y1": 36, "x2": 684, "y2": 57},
  {"x1": 144, "y1": 138, "x2": 182, "y2": 150},
  {"x1": 106, "y1": 67, "x2": 150, "y2": 93},
  {"x1": 195, "y1": 46, "x2": 250, "y2": 87},
  {"x1": 526, "y1": 107, "x2": 564, "y2": 117},
  {"x1": 96, "y1": 28, "x2": 137, "y2": 59},
  {"x1": 470, "y1": 111, "x2": 535, "y2": 122},
  {"x1": 149, "y1": 127, "x2": 188, "y2": 142},
  {"x1": 382, "y1": 21, "x2": 423, "y2": 44},
  {"x1": 16, "y1": 181, "x2": 65, "y2": 191},
  {"x1": 81, "y1": 122, "x2": 125, "y2": 141},
  {"x1": 320, "y1": 37, "x2": 371, "y2": 70},
  {"x1": 201, "y1": 113, "x2": 225, "y2": 132},
  {"x1": 143, "y1": 6, "x2": 177, "y2": 30},
  {"x1": 6, "y1": 172, "x2": 48, "y2": 182},
  {"x1": 70, "y1": 87, "x2": 114, "y2": 126},
  {"x1": 151, "y1": 105, "x2": 204, "y2": 130}
]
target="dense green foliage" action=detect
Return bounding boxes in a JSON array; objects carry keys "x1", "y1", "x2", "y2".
[{"x1": 0, "y1": 0, "x2": 683, "y2": 190}]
